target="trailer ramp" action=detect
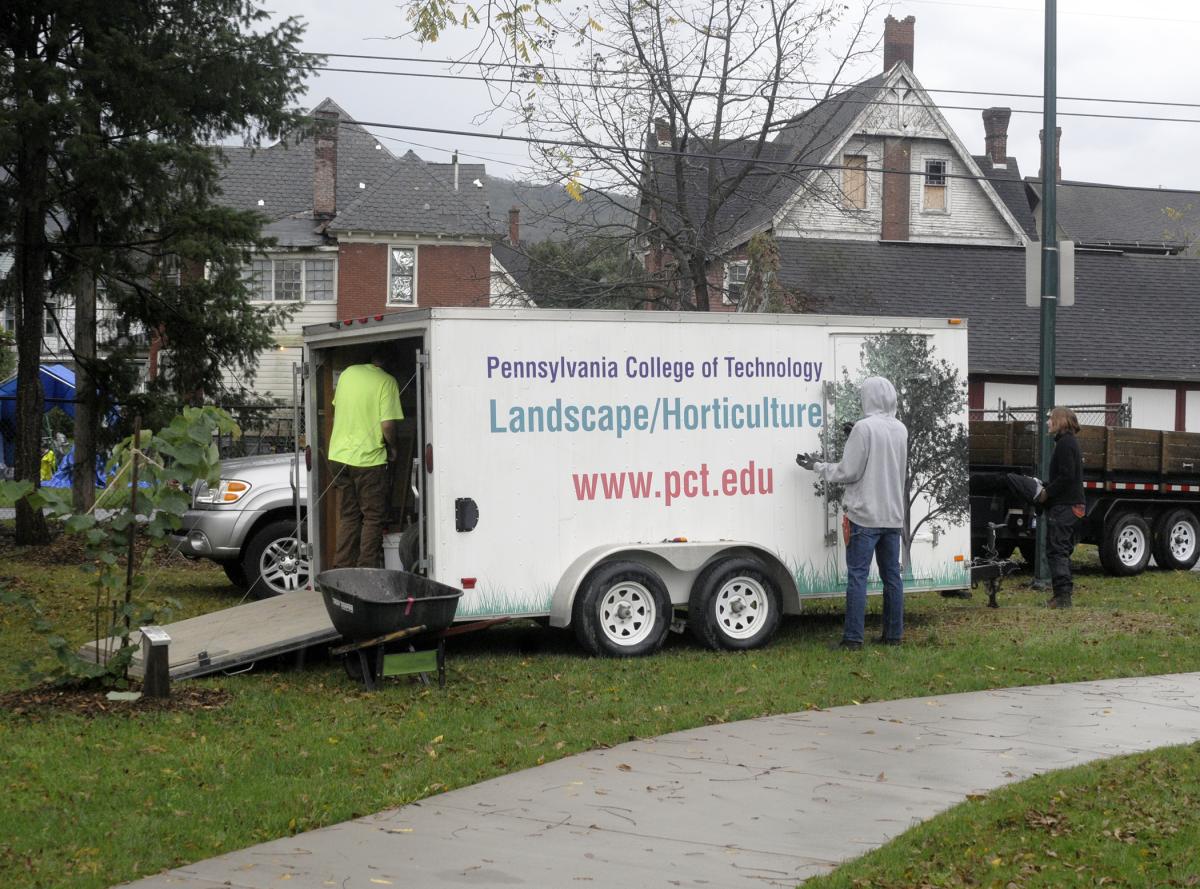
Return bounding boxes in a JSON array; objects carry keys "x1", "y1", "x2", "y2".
[{"x1": 79, "y1": 589, "x2": 340, "y2": 681}]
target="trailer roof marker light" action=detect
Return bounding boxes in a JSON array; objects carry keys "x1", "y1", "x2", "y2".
[
  {"x1": 667, "y1": 537, "x2": 688, "y2": 543},
  {"x1": 424, "y1": 443, "x2": 433, "y2": 473},
  {"x1": 947, "y1": 318, "x2": 963, "y2": 325},
  {"x1": 954, "y1": 554, "x2": 965, "y2": 562},
  {"x1": 461, "y1": 578, "x2": 477, "y2": 589},
  {"x1": 374, "y1": 314, "x2": 384, "y2": 321},
  {"x1": 342, "y1": 319, "x2": 353, "y2": 326}
]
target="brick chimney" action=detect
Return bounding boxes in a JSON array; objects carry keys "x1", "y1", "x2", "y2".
[
  {"x1": 313, "y1": 109, "x2": 338, "y2": 220},
  {"x1": 982, "y1": 107, "x2": 1011, "y2": 165},
  {"x1": 1039, "y1": 127, "x2": 1062, "y2": 183},
  {"x1": 508, "y1": 207, "x2": 520, "y2": 246},
  {"x1": 653, "y1": 117, "x2": 672, "y2": 147},
  {"x1": 883, "y1": 15, "x2": 915, "y2": 72}
]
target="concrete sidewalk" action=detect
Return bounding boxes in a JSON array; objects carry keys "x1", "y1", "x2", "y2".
[{"x1": 120, "y1": 673, "x2": 1200, "y2": 889}]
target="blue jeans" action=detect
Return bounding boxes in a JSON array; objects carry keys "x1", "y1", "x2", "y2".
[{"x1": 844, "y1": 522, "x2": 904, "y2": 644}]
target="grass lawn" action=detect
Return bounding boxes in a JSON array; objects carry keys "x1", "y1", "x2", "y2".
[
  {"x1": 806, "y1": 742, "x2": 1200, "y2": 888},
  {"x1": 1, "y1": 540, "x2": 1199, "y2": 889}
]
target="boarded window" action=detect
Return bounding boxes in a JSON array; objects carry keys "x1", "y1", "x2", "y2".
[
  {"x1": 842, "y1": 154, "x2": 867, "y2": 209},
  {"x1": 924, "y1": 159, "x2": 948, "y2": 211},
  {"x1": 389, "y1": 247, "x2": 416, "y2": 305}
]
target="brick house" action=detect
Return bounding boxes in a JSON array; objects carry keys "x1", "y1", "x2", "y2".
[
  {"x1": 215, "y1": 99, "x2": 495, "y2": 405},
  {"x1": 638, "y1": 15, "x2": 1200, "y2": 431}
]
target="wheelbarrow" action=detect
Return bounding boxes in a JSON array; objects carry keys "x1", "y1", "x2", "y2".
[{"x1": 316, "y1": 568, "x2": 463, "y2": 690}]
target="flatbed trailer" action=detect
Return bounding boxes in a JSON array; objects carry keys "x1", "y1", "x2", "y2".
[{"x1": 969, "y1": 420, "x2": 1200, "y2": 575}]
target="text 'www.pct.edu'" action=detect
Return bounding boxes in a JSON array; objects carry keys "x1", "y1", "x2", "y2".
[{"x1": 571, "y1": 460, "x2": 774, "y2": 506}]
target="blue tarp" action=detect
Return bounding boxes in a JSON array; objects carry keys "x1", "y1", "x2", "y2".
[
  {"x1": 45, "y1": 445, "x2": 107, "y2": 488},
  {"x1": 0, "y1": 364, "x2": 77, "y2": 465}
]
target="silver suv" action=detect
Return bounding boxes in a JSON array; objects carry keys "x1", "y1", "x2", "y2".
[{"x1": 171, "y1": 453, "x2": 308, "y2": 597}]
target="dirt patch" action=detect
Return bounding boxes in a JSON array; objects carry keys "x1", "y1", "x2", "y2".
[{"x1": 0, "y1": 684, "x2": 230, "y2": 718}]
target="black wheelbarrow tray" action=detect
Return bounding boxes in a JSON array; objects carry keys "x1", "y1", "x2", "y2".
[{"x1": 316, "y1": 568, "x2": 463, "y2": 641}]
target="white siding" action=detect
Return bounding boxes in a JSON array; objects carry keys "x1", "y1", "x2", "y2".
[
  {"x1": 1125, "y1": 387, "x2": 1177, "y2": 431},
  {"x1": 1053, "y1": 384, "x2": 1106, "y2": 407},
  {"x1": 776, "y1": 137, "x2": 883, "y2": 241},
  {"x1": 777, "y1": 135, "x2": 1020, "y2": 246},
  {"x1": 223, "y1": 300, "x2": 339, "y2": 405},
  {"x1": 1188, "y1": 391, "x2": 1200, "y2": 433},
  {"x1": 983, "y1": 381, "x2": 1036, "y2": 413},
  {"x1": 908, "y1": 139, "x2": 1021, "y2": 246}
]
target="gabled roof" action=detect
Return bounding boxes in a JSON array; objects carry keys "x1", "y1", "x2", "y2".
[
  {"x1": 774, "y1": 238, "x2": 1200, "y2": 381},
  {"x1": 330, "y1": 155, "x2": 492, "y2": 237},
  {"x1": 216, "y1": 98, "x2": 492, "y2": 243},
  {"x1": 1026, "y1": 179, "x2": 1199, "y2": 252},
  {"x1": 491, "y1": 240, "x2": 532, "y2": 293}
]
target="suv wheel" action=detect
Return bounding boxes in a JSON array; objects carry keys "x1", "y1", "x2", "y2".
[
  {"x1": 242, "y1": 519, "x2": 309, "y2": 598},
  {"x1": 222, "y1": 561, "x2": 248, "y2": 589}
]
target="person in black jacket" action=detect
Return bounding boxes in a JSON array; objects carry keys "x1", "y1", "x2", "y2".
[{"x1": 1036, "y1": 407, "x2": 1086, "y2": 607}]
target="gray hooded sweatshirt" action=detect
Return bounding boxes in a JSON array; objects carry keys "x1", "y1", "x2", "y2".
[{"x1": 815, "y1": 377, "x2": 908, "y2": 529}]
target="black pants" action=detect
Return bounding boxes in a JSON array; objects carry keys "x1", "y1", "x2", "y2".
[{"x1": 1046, "y1": 503, "x2": 1082, "y2": 597}]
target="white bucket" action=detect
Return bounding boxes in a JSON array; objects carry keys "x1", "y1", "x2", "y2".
[{"x1": 382, "y1": 532, "x2": 405, "y2": 571}]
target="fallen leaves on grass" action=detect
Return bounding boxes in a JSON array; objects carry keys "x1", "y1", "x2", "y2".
[{"x1": 0, "y1": 684, "x2": 229, "y2": 718}]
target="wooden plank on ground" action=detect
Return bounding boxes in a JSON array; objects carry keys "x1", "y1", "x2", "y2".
[{"x1": 78, "y1": 589, "x2": 340, "y2": 681}]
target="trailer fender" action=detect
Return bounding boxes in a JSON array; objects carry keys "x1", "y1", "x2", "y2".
[{"x1": 549, "y1": 542, "x2": 801, "y2": 628}]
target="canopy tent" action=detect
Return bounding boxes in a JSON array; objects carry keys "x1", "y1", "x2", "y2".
[{"x1": 0, "y1": 364, "x2": 77, "y2": 466}]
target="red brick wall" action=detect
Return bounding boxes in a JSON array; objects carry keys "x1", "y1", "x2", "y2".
[
  {"x1": 337, "y1": 243, "x2": 388, "y2": 317},
  {"x1": 417, "y1": 245, "x2": 491, "y2": 308},
  {"x1": 336, "y1": 243, "x2": 492, "y2": 316}
]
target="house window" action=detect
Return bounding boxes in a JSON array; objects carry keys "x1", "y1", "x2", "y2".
[
  {"x1": 388, "y1": 247, "x2": 416, "y2": 305},
  {"x1": 242, "y1": 257, "x2": 336, "y2": 302},
  {"x1": 842, "y1": 154, "x2": 868, "y2": 210},
  {"x1": 44, "y1": 302, "x2": 57, "y2": 337},
  {"x1": 723, "y1": 261, "x2": 749, "y2": 306},
  {"x1": 924, "y1": 159, "x2": 948, "y2": 212}
]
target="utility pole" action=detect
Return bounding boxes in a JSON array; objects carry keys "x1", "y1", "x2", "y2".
[{"x1": 1034, "y1": 0, "x2": 1059, "y2": 587}]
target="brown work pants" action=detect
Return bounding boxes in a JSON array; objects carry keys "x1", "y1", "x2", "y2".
[{"x1": 331, "y1": 461, "x2": 389, "y2": 569}]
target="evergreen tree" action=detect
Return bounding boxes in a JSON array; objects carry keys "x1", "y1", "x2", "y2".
[{"x1": 1, "y1": 1, "x2": 314, "y2": 539}]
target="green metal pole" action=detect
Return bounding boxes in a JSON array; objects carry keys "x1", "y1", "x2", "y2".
[{"x1": 1035, "y1": 0, "x2": 1058, "y2": 588}]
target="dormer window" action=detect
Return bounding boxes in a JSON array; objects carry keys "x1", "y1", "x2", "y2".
[{"x1": 923, "y1": 158, "x2": 948, "y2": 212}]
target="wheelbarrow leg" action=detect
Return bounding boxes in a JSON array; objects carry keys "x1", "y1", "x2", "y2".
[
  {"x1": 437, "y1": 638, "x2": 446, "y2": 689},
  {"x1": 355, "y1": 649, "x2": 376, "y2": 691}
]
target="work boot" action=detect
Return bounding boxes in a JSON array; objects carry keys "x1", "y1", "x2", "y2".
[
  {"x1": 1047, "y1": 594, "x2": 1073, "y2": 608},
  {"x1": 830, "y1": 639, "x2": 862, "y2": 651}
]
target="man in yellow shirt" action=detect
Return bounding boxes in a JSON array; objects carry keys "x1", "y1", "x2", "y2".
[{"x1": 328, "y1": 348, "x2": 404, "y2": 568}]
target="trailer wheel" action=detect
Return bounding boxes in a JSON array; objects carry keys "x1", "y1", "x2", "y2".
[
  {"x1": 573, "y1": 561, "x2": 671, "y2": 657},
  {"x1": 687, "y1": 558, "x2": 781, "y2": 651},
  {"x1": 1100, "y1": 513, "x2": 1152, "y2": 576},
  {"x1": 1153, "y1": 509, "x2": 1200, "y2": 571}
]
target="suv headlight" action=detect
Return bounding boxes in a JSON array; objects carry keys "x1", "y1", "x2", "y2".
[{"x1": 193, "y1": 479, "x2": 252, "y2": 505}]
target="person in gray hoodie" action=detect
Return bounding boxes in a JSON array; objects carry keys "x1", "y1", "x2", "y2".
[{"x1": 797, "y1": 377, "x2": 909, "y2": 650}]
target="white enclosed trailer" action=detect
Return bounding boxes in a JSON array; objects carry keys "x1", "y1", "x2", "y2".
[{"x1": 303, "y1": 309, "x2": 971, "y2": 656}]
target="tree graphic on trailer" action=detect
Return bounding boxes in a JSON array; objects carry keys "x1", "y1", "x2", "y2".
[{"x1": 819, "y1": 331, "x2": 969, "y2": 572}]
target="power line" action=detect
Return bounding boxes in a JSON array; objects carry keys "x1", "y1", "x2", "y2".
[
  {"x1": 336, "y1": 114, "x2": 1200, "y2": 196},
  {"x1": 300, "y1": 50, "x2": 1200, "y2": 112},
  {"x1": 311, "y1": 62, "x2": 1200, "y2": 125}
]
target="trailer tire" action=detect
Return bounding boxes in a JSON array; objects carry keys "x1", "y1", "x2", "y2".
[
  {"x1": 573, "y1": 561, "x2": 671, "y2": 658},
  {"x1": 1100, "y1": 513, "x2": 1152, "y2": 576},
  {"x1": 242, "y1": 519, "x2": 310, "y2": 599},
  {"x1": 688, "y1": 558, "x2": 781, "y2": 651},
  {"x1": 1153, "y1": 509, "x2": 1200, "y2": 571}
]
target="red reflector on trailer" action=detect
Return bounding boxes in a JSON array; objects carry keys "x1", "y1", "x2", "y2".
[
  {"x1": 304, "y1": 445, "x2": 312, "y2": 472},
  {"x1": 461, "y1": 578, "x2": 477, "y2": 590},
  {"x1": 358, "y1": 317, "x2": 368, "y2": 324},
  {"x1": 424, "y1": 442, "x2": 433, "y2": 473},
  {"x1": 343, "y1": 319, "x2": 353, "y2": 326},
  {"x1": 374, "y1": 314, "x2": 384, "y2": 321}
]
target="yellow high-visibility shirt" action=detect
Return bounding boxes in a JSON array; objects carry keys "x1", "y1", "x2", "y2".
[{"x1": 328, "y1": 364, "x2": 404, "y2": 467}]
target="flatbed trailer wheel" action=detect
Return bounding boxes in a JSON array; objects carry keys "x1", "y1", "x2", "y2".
[
  {"x1": 573, "y1": 561, "x2": 671, "y2": 657},
  {"x1": 1100, "y1": 512, "x2": 1152, "y2": 576},
  {"x1": 688, "y1": 557, "x2": 780, "y2": 651},
  {"x1": 1153, "y1": 509, "x2": 1200, "y2": 571}
]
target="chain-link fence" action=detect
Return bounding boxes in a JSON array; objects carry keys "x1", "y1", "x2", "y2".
[
  {"x1": 213, "y1": 403, "x2": 302, "y2": 459},
  {"x1": 971, "y1": 401, "x2": 1132, "y2": 428}
]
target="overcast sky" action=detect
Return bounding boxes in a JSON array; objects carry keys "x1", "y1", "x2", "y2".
[{"x1": 272, "y1": 0, "x2": 1199, "y2": 190}]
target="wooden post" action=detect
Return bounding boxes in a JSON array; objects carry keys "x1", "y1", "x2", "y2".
[{"x1": 140, "y1": 625, "x2": 171, "y2": 698}]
